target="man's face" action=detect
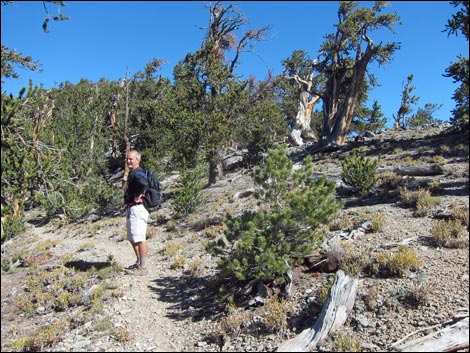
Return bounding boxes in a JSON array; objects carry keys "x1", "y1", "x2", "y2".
[{"x1": 126, "y1": 152, "x2": 140, "y2": 171}]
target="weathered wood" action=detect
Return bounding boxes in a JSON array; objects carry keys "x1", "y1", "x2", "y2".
[
  {"x1": 383, "y1": 236, "x2": 419, "y2": 249},
  {"x1": 287, "y1": 74, "x2": 320, "y2": 146},
  {"x1": 390, "y1": 313, "x2": 469, "y2": 352},
  {"x1": 377, "y1": 164, "x2": 445, "y2": 176},
  {"x1": 276, "y1": 270, "x2": 358, "y2": 352}
]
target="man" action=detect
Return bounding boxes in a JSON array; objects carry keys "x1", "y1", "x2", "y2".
[{"x1": 124, "y1": 150, "x2": 149, "y2": 275}]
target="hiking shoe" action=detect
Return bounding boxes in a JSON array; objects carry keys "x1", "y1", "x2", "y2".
[
  {"x1": 125, "y1": 266, "x2": 148, "y2": 276},
  {"x1": 125, "y1": 263, "x2": 140, "y2": 270}
]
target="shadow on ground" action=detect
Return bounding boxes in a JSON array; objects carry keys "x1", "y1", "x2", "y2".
[
  {"x1": 65, "y1": 260, "x2": 113, "y2": 271},
  {"x1": 148, "y1": 274, "x2": 223, "y2": 322}
]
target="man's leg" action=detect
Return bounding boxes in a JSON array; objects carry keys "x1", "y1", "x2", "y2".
[
  {"x1": 124, "y1": 241, "x2": 140, "y2": 269},
  {"x1": 126, "y1": 205, "x2": 149, "y2": 274},
  {"x1": 132, "y1": 241, "x2": 140, "y2": 263},
  {"x1": 138, "y1": 241, "x2": 148, "y2": 269}
]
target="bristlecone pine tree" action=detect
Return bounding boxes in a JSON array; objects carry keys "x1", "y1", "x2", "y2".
[
  {"x1": 217, "y1": 145, "x2": 343, "y2": 292},
  {"x1": 341, "y1": 148, "x2": 380, "y2": 196}
]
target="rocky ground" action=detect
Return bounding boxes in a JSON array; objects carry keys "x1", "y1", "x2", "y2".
[{"x1": 1, "y1": 124, "x2": 469, "y2": 352}]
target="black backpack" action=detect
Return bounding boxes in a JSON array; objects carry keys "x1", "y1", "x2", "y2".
[{"x1": 143, "y1": 169, "x2": 162, "y2": 209}]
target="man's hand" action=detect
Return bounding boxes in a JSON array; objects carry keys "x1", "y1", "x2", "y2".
[{"x1": 134, "y1": 194, "x2": 145, "y2": 203}]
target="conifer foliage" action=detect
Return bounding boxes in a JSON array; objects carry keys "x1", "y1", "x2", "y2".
[
  {"x1": 341, "y1": 149, "x2": 380, "y2": 196},
  {"x1": 217, "y1": 145, "x2": 343, "y2": 289}
]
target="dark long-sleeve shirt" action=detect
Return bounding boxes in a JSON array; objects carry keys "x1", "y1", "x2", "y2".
[{"x1": 125, "y1": 167, "x2": 148, "y2": 205}]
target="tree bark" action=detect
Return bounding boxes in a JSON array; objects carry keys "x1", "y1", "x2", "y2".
[
  {"x1": 276, "y1": 270, "x2": 358, "y2": 352},
  {"x1": 322, "y1": 34, "x2": 374, "y2": 146},
  {"x1": 208, "y1": 150, "x2": 224, "y2": 185}
]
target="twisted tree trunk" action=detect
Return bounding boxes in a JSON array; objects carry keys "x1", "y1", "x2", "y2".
[
  {"x1": 288, "y1": 74, "x2": 320, "y2": 146},
  {"x1": 322, "y1": 34, "x2": 374, "y2": 146}
]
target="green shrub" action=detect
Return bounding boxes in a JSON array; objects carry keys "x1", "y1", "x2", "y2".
[
  {"x1": 35, "y1": 176, "x2": 120, "y2": 222},
  {"x1": 216, "y1": 145, "x2": 343, "y2": 288},
  {"x1": 172, "y1": 163, "x2": 205, "y2": 218},
  {"x1": 1, "y1": 215, "x2": 25, "y2": 243},
  {"x1": 341, "y1": 149, "x2": 379, "y2": 195}
]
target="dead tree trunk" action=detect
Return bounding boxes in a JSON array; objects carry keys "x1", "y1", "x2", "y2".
[
  {"x1": 276, "y1": 270, "x2": 358, "y2": 352},
  {"x1": 87, "y1": 112, "x2": 100, "y2": 176},
  {"x1": 122, "y1": 71, "x2": 130, "y2": 192},
  {"x1": 288, "y1": 74, "x2": 320, "y2": 146},
  {"x1": 390, "y1": 308, "x2": 469, "y2": 352},
  {"x1": 110, "y1": 111, "x2": 120, "y2": 160},
  {"x1": 376, "y1": 164, "x2": 445, "y2": 176}
]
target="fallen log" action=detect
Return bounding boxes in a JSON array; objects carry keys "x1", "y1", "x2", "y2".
[
  {"x1": 276, "y1": 270, "x2": 358, "y2": 352},
  {"x1": 377, "y1": 164, "x2": 445, "y2": 176},
  {"x1": 383, "y1": 236, "x2": 419, "y2": 248},
  {"x1": 390, "y1": 308, "x2": 469, "y2": 352}
]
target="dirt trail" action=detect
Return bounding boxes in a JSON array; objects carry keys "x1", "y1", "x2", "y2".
[
  {"x1": 1, "y1": 215, "x2": 206, "y2": 352},
  {"x1": 65, "y1": 220, "x2": 197, "y2": 352}
]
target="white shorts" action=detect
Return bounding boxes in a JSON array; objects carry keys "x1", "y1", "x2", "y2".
[{"x1": 126, "y1": 204, "x2": 149, "y2": 243}]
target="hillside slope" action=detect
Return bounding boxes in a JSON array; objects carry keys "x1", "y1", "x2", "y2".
[{"x1": 1, "y1": 124, "x2": 468, "y2": 352}]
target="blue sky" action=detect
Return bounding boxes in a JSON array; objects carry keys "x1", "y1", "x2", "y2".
[{"x1": 2, "y1": 1, "x2": 468, "y2": 125}]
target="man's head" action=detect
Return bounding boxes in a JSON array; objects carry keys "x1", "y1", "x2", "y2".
[{"x1": 127, "y1": 150, "x2": 141, "y2": 171}]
